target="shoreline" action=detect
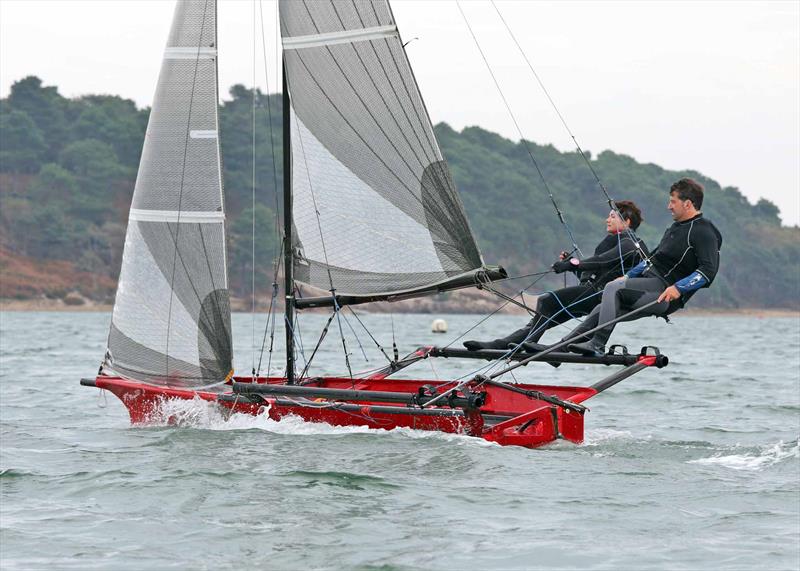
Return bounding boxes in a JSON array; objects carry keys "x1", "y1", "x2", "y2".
[{"x1": 1, "y1": 298, "x2": 797, "y2": 318}]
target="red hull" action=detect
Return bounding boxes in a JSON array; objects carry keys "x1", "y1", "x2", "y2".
[{"x1": 89, "y1": 375, "x2": 599, "y2": 448}]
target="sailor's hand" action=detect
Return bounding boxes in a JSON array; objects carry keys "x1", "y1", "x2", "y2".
[
  {"x1": 559, "y1": 251, "x2": 570, "y2": 260},
  {"x1": 657, "y1": 285, "x2": 681, "y2": 303},
  {"x1": 552, "y1": 260, "x2": 571, "y2": 274}
]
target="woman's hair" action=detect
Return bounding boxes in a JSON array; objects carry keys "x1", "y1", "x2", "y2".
[{"x1": 614, "y1": 200, "x2": 643, "y2": 230}]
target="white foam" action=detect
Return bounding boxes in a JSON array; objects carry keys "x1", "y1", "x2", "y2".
[
  {"x1": 144, "y1": 396, "x2": 495, "y2": 446},
  {"x1": 688, "y1": 440, "x2": 799, "y2": 471},
  {"x1": 583, "y1": 428, "x2": 637, "y2": 445}
]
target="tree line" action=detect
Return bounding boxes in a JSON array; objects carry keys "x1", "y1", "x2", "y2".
[{"x1": 0, "y1": 76, "x2": 797, "y2": 308}]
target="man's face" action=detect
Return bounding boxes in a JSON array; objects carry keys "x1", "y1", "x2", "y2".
[{"x1": 668, "y1": 192, "x2": 694, "y2": 221}]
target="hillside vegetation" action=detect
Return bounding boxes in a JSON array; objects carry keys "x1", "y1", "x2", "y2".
[{"x1": 1, "y1": 76, "x2": 797, "y2": 309}]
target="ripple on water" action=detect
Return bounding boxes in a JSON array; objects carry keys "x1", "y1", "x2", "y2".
[{"x1": 1, "y1": 312, "x2": 799, "y2": 570}]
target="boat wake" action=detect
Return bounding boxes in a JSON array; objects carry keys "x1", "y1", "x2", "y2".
[
  {"x1": 688, "y1": 439, "x2": 799, "y2": 471},
  {"x1": 146, "y1": 396, "x2": 494, "y2": 446}
]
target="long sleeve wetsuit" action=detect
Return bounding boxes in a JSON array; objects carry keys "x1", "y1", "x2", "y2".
[{"x1": 564, "y1": 214, "x2": 723, "y2": 348}]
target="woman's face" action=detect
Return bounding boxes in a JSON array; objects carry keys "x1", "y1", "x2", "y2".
[{"x1": 606, "y1": 210, "x2": 630, "y2": 234}]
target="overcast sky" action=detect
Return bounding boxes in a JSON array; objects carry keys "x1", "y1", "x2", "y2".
[{"x1": 2, "y1": 0, "x2": 798, "y2": 225}]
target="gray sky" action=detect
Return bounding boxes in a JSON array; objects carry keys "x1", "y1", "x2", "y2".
[{"x1": 2, "y1": 0, "x2": 798, "y2": 225}]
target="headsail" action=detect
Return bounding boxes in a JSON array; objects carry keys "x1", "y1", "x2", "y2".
[
  {"x1": 280, "y1": 0, "x2": 502, "y2": 303},
  {"x1": 104, "y1": 0, "x2": 232, "y2": 388}
]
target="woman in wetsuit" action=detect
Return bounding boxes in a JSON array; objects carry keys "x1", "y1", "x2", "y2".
[{"x1": 463, "y1": 200, "x2": 648, "y2": 351}]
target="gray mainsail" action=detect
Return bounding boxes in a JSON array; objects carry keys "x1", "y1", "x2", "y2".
[
  {"x1": 280, "y1": 0, "x2": 498, "y2": 300},
  {"x1": 104, "y1": 0, "x2": 232, "y2": 388}
]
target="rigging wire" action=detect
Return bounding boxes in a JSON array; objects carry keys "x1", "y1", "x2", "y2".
[
  {"x1": 455, "y1": 0, "x2": 582, "y2": 257},
  {"x1": 489, "y1": 0, "x2": 649, "y2": 262},
  {"x1": 287, "y1": 81, "x2": 354, "y2": 381},
  {"x1": 346, "y1": 307, "x2": 394, "y2": 365},
  {"x1": 253, "y1": 0, "x2": 288, "y2": 378},
  {"x1": 251, "y1": 0, "x2": 258, "y2": 376}
]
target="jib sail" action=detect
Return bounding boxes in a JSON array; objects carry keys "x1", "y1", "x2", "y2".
[{"x1": 104, "y1": 0, "x2": 232, "y2": 388}]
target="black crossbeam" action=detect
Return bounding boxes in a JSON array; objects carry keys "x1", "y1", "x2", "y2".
[
  {"x1": 231, "y1": 382, "x2": 485, "y2": 409},
  {"x1": 429, "y1": 347, "x2": 668, "y2": 367}
]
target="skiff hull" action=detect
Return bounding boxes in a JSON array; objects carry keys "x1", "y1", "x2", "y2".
[{"x1": 82, "y1": 376, "x2": 598, "y2": 448}]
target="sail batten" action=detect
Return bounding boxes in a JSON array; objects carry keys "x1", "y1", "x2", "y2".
[
  {"x1": 280, "y1": 0, "x2": 487, "y2": 299},
  {"x1": 283, "y1": 24, "x2": 398, "y2": 50},
  {"x1": 105, "y1": 0, "x2": 232, "y2": 389}
]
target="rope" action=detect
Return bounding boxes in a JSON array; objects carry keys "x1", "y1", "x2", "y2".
[
  {"x1": 456, "y1": 0, "x2": 582, "y2": 256},
  {"x1": 442, "y1": 270, "x2": 551, "y2": 349},
  {"x1": 490, "y1": 0, "x2": 649, "y2": 264},
  {"x1": 347, "y1": 307, "x2": 394, "y2": 365}
]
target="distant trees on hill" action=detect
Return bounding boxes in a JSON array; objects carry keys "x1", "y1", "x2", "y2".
[{"x1": 0, "y1": 76, "x2": 797, "y2": 308}]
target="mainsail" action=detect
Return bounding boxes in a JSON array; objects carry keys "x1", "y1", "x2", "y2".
[
  {"x1": 104, "y1": 0, "x2": 232, "y2": 388},
  {"x1": 280, "y1": 0, "x2": 501, "y2": 302}
]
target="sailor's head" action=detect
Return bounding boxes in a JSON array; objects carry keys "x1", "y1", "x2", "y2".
[
  {"x1": 668, "y1": 178, "x2": 704, "y2": 221},
  {"x1": 607, "y1": 200, "x2": 642, "y2": 234}
]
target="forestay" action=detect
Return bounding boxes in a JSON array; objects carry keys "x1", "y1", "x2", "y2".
[
  {"x1": 104, "y1": 0, "x2": 232, "y2": 388},
  {"x1": 280, "y1": 0, "x2": 490, "y2": 299}
]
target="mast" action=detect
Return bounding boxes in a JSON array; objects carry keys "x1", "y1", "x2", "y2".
[{"x1": 282, "y1": 65, "x2": 295, "y2": 384}]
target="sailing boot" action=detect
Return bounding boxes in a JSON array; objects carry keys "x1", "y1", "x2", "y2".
[
  {"x1": 519, "y1": 341, "x2": 550, "y2": 353},
  {"x1": 567, "y1": 327, "x2": 612, "y2": 357},
  {"x1": 463, "y1": 322, "x2": 535, "y2": 351}
]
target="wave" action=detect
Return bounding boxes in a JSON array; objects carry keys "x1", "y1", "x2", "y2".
[{"x1": 688, "y1": 439, "x2": 799, "y2": 471}]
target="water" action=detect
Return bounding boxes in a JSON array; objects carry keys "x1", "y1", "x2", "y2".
[{"x1": 1, "y1": 311, "x2": 798, "y2": 570}]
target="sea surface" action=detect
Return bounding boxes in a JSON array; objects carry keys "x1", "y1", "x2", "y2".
[{"x1": 1, "y1": 310, "x2": 798, "y2": 570}]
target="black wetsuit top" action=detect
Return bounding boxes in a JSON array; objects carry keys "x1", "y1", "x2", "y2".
[
  {"x1": 569, "y1": 233, "x2": 649, "y2": 290},
  {"x1": 629, "y1": 213, "x2": 722, "y2": 306}
]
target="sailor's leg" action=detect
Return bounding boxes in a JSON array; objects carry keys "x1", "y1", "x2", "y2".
[
  {"x1": 565, "y1": 278, "x2": 628, "y2": 355},
  {"x1": 463, "y1": 308, "x2": 541, "y2": 351},
  {"x1": 559, "y1": 302, "x2": 601, "y2": 344},
  {"x1": 525, "y1": 285, "x2": 596, "y2": 343},
  {"x1": 616, "y1": 278, "x2": 671, "y2": 321},
  {"x1": 587, "y1": 277, "x2": 669, "y2": 349}
]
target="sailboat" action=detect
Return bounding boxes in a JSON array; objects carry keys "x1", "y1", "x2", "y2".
[{"x1": 80, "y1": 0, "x2": 668, "y2": 448}]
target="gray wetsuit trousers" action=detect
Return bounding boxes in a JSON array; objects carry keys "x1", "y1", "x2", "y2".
[{"x1": 565, "y1": 277, "x2": 671, "y2": 345}]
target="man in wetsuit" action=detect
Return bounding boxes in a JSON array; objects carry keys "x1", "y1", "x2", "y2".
[
  {"x1": 563, "y1": 178, "x2": 723, "y2": 356},
  {"x1": 463, "y1": 200, "x2": 648, "y2": 351}
]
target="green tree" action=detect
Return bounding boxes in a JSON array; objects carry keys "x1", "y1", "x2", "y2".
[
  {"x1": 58, "y1": 139, "x2": 129, "y2": 222},
  {"x1": 6, "y1": 76, "x2": 69, "y2": 161},
  {"x1": 0, "y1": 108, "x2": 46, "y2": 173}
]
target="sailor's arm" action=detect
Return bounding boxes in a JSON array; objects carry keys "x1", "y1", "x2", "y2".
[
  {"x1": 625, "y1": 260, "x2": 647, "y2": 279},
  {"x1": 554, "y1": 239, "x2": 642, "y2": 274},
  {"x1": 691, "y1": 224, "x2": 721, "y2": 285}
]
